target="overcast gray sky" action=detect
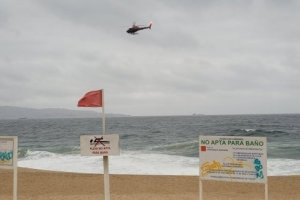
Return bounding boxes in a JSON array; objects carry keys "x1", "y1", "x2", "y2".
[{"x1": 1, "y1": 0, "x2": 300, "y2": 116}]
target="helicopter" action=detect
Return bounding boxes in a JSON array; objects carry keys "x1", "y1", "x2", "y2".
[{"x1": 126, "y1": 21, "x2": 152, "y2": 34}]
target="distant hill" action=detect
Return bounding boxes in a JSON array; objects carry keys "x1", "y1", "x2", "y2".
[{"x1": 0, "y1": 106, "x2": 130, "y2": 119}]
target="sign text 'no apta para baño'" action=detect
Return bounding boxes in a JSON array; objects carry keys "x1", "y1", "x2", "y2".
[{"x1": 199, "y1": 136, "x2": 267, "y2": 183}]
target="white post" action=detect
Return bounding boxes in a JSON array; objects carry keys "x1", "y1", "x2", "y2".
[
  {"x1": 199, "y1": 144, "x2": 203, "y2": 200},
  {"x1": 103, "y1": 156, "x2": 110, "y2": 200},
  {"x1": 102, "y1": 90, "x2": 110, "y2": 200},
  {"x1": 265, "y1": 144, "x2": 268, "y2": 200},
  {"x1": 13, "y1": 137, "x2": 18, "y2": 200},
  {"x1": 265, "y1": 181, "x2": 268, "y2": 200},
  {"x1": 199, "y1": 179, "x2": 203, "y2": 200}
]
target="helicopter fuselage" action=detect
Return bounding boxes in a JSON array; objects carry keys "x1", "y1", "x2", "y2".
[{"x1": 126, "y1": 22, "x2": 152, "y2": 34}]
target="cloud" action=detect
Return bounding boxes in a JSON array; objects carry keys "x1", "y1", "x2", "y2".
[{"x1": 1, "y1": 0, "x2": 300, "y2": 115}]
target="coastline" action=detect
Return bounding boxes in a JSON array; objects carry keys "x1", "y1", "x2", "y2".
[{"x1": 1, "y1": 168, "x2": 299, "y2": 200}]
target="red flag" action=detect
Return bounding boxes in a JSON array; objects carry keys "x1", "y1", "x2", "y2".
[{"x1": 77, "y1": 90, "x2": 103, "y2": 107}]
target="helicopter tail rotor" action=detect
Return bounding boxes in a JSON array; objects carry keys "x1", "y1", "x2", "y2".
[{"x1": 149, "y1": 21, "x2": 153, "y2": 29}]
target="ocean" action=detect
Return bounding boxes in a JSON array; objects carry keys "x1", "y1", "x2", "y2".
[{"x1": 0, "y1": 114, "x2": 299, "y2": 176}]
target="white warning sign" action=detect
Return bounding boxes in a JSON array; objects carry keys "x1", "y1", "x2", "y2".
[{"x1": 80, "y1": 134, "x2": 120, "y2": 156}]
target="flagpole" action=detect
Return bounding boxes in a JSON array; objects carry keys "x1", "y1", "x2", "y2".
[
  {"x1": 102, "y1": 89, "x2": 110, "y2": 200},
  {"x1": 102, "y1": 89, "x2": 105, "y2": 135}
]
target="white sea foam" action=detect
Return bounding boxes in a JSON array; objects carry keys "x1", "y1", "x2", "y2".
[
  {"x1": 244, "y1": 129, "x2": 256, "y2": 132},
  {"x1": 268, "y1": 158, "x2": 300, "y2": 176},
  {"x1": 18, "y1": 150, "x2": 300, "y2": 176},
  {"x1": 18, "y1": 150, "x2": 198, "y2": 175}
]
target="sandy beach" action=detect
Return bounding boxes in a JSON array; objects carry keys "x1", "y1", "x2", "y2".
[
  {"x1": 0, "y1": 168, "x2": 300, "y2": 200},
  {"x1": 1, "y1": 168, "x2": 299, "y2": 200}
]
